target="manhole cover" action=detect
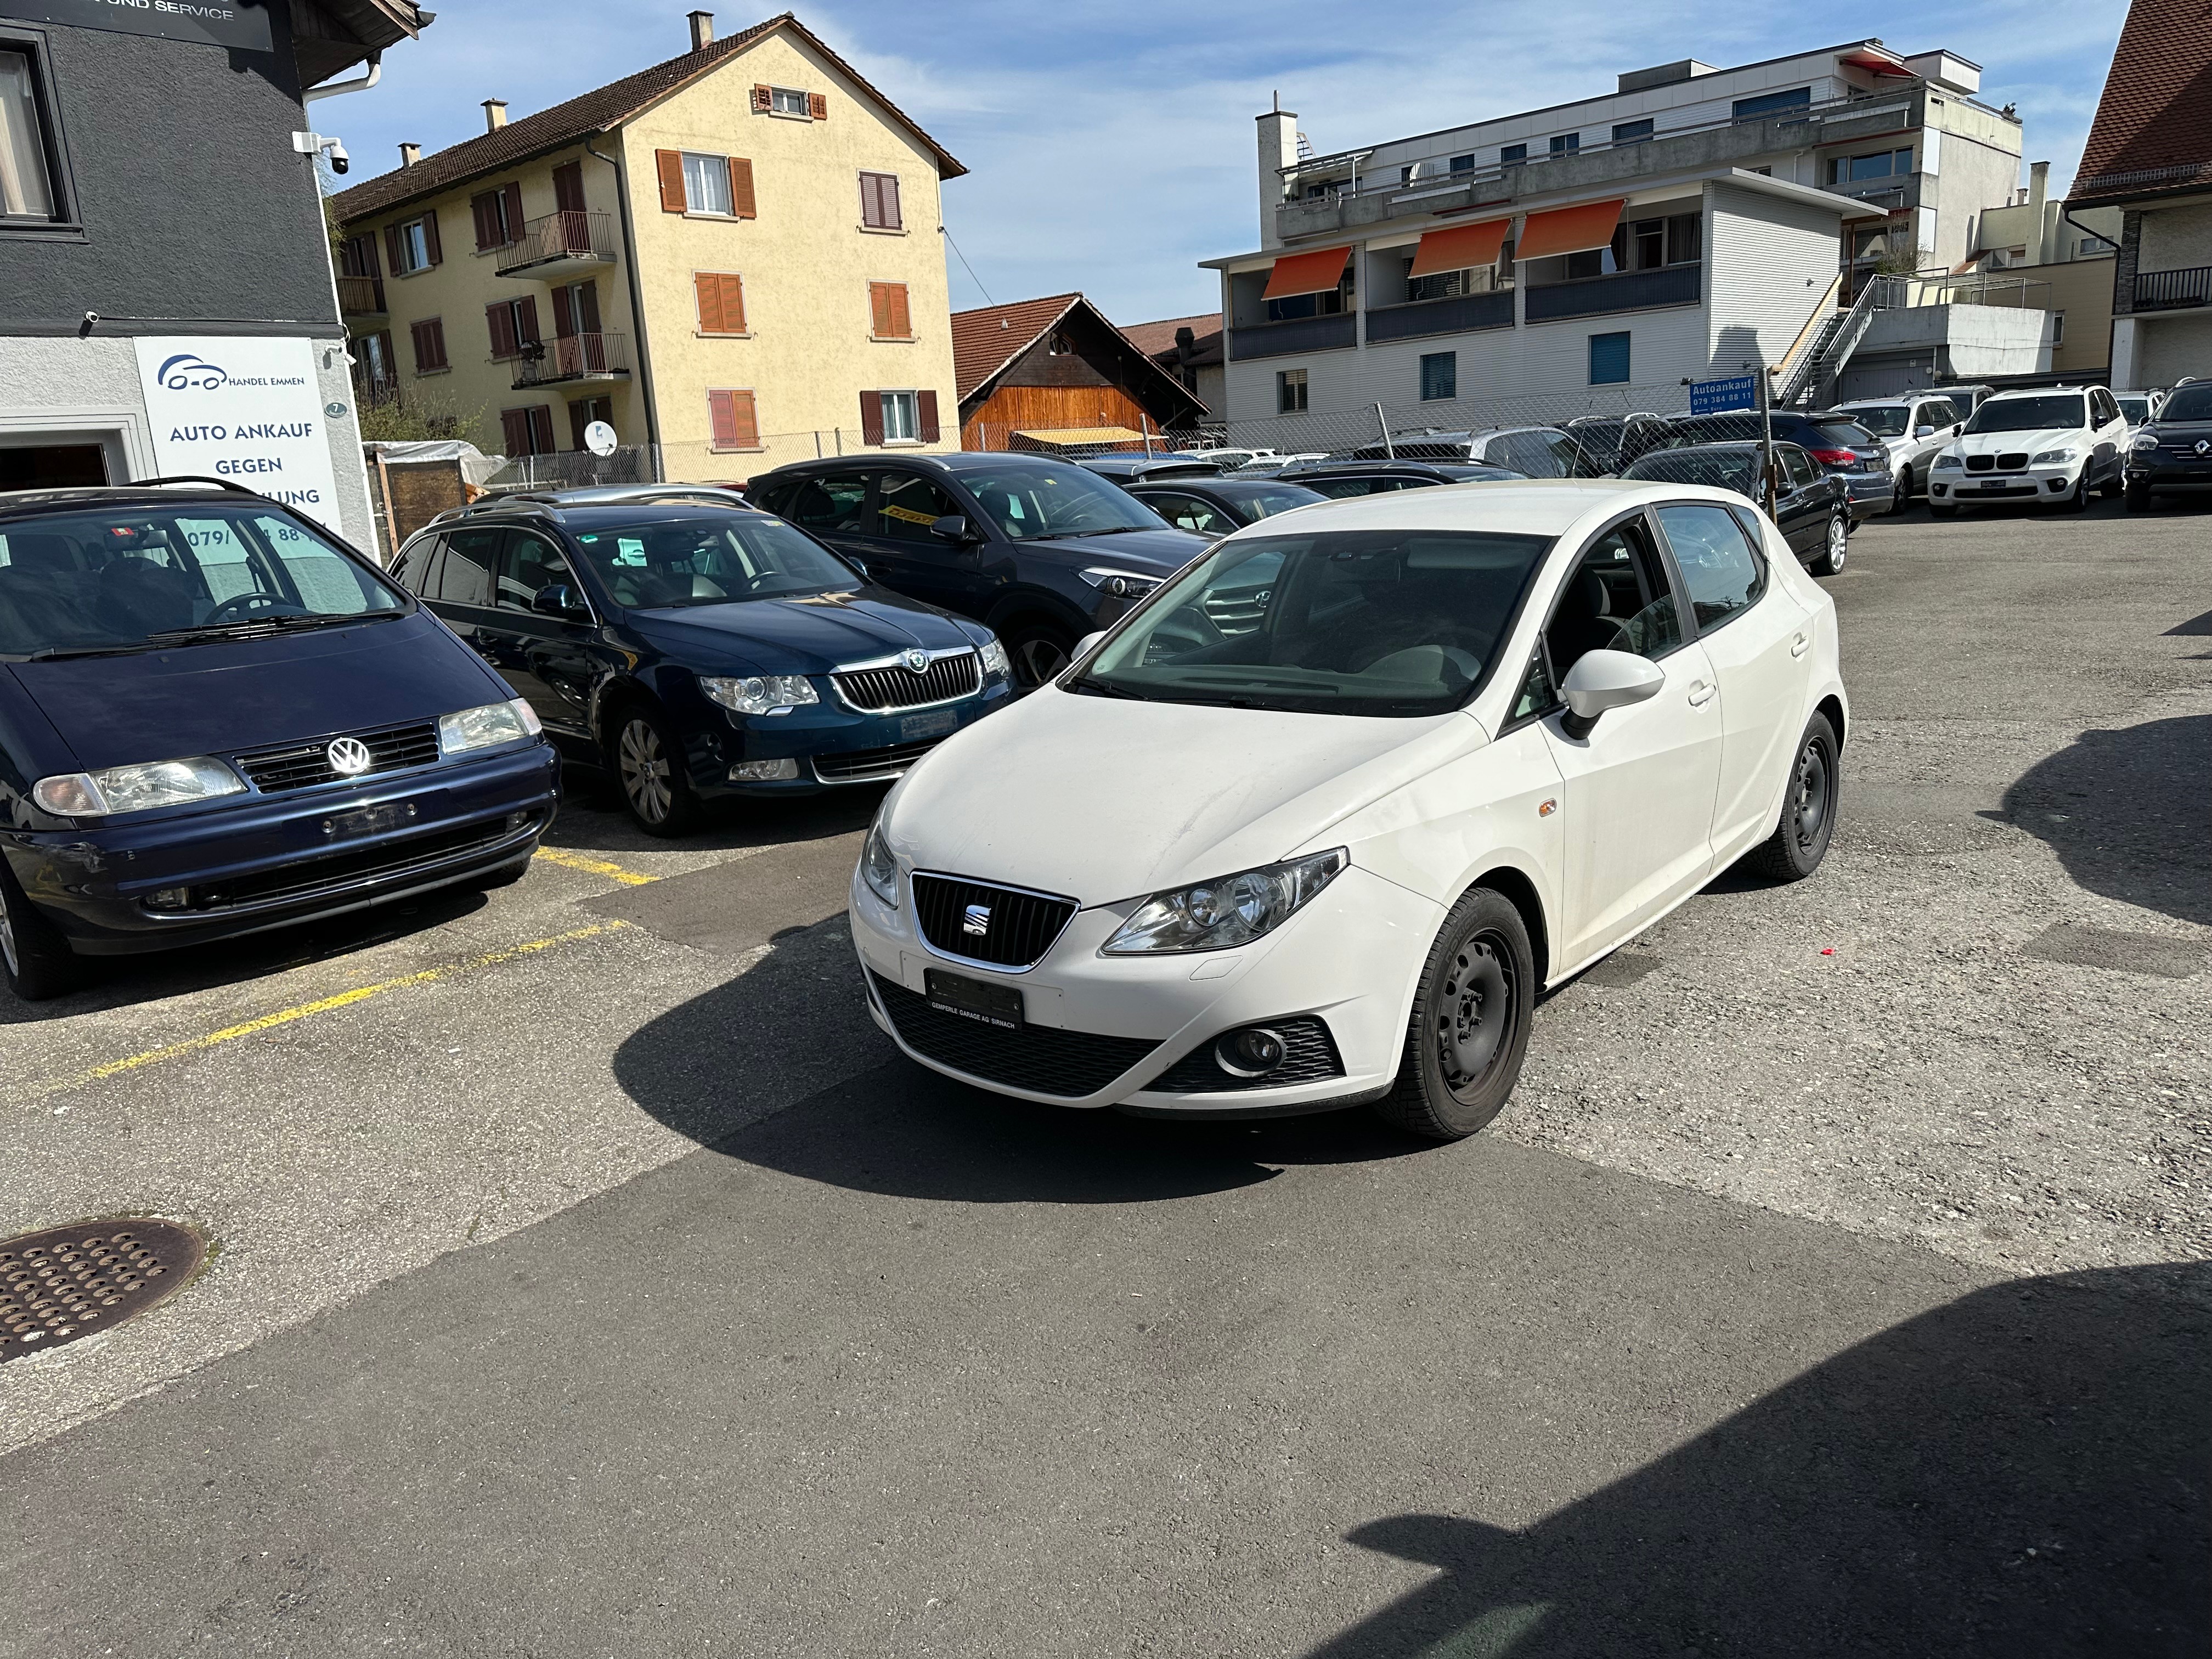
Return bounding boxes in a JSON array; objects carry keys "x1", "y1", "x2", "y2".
[{"x1": 0, "y1": 1218, "x2": 205, "y2": 1363}]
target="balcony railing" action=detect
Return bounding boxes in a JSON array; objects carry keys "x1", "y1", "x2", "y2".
[
  {"x1": 1228, "y1": 312, "x2": 1357, "y2": 360},
  {"x1": 2134, "y1": 265, "x2": 2212, "y2": 312},
  {"x1": 495, "y1": 210, "x2": 617, "y2": 276},
  {"x1": 1364, "y1": 289, "x2": 1515, "y2": 342},
  {"x1": 336, "y1": 273, "x2": 386, "y2": 315},
  {"x1": 1523, "y1": 262, "x2": 1700, "y2": 321},
  {"x1": 512, "y1": 331, "x2": 631, "y2": 388}
]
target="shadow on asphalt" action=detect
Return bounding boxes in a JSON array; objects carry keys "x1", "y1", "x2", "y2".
[
  {"x1": 542, "y1": 763, "x2": 882, "y2": 855},
  {"x1": 1996, "y1": 713, "x2": 2212, "y2": 928},
  {"x1": 1310, "y1": 1261, "x2": 2211, "y2": 1659}
]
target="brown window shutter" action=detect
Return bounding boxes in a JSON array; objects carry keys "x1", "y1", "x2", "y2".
[
  {"x1": 859, "y1": 173, "x2": 879, "y2": 228},
  {"x1": 426, "y1": 318, "x2": 447, "y2": 370},
  {"x1": 727, "y1": 157, "x2": 756, "y2": 219},
  {"x1": 867, "y1": 282, "x2": 890, "y2": 338},
  {"x1": 569, "y1": 400, "x2": 591, "y2": 452},
  {"x1": 553, "y1": 160, "x2": 585, "y2": 216},
  {"x1": 471, "y1": 191, "x2": 498, "y2": 251},
  {"x1": 502, "y1": 182, "x2": 524, "y2": 242},
  {"x1": 420, "y1": 209, "x2": 441, "y2": 265},
  {"x1": 886, "y1": 284, "x2": 911, "y2": 339},
  {"x1": 917, "y1": 389, "x2": 939, "y2": 443},
  {"x1": 515, "y1": 294, "x2": 541, "y2": 345},
  {"x1": 500, "y1": 408, "x2": 530, "y2": 455},
  {"x1": 693, "y1": 273, "x2": 721, "y2": 334},
  {"x1": 751, "y1": 83, "x2": 772, "y2": 112},
  {"x1": 730, "y1": 391, "x2": 758, "y2": 448},
  {"x1": 409, "y1": 319, "x2": 428, "y2": 370},
  {"x1": 486, "y1": 301, "x2": 517, "y2": 360},
  {"x1": 808, "y1": 92, "x2": 827, "y2": 120},
  {"x1": 720, "y1": 274, "x2": 744, "y2": 333},
  {"x1": 656, "y1": 149, "x2": 687, "y2": 213},
  {"x1": 576, "y1": 279, "x2": 601, "y2": 334},
  {"x1": 709, "y1": 390, "x2": 739, "y2": 449},
  {"x1": 551, "y1": 286, "x2": 577, "y2": 338},
  {"x1": 529, "y1": 407, "x2": 556, "y2": 454},
  {"x1": 383, "y1": 223, "x2": 404, "y2": 273},
  {"x1": 881, "y1": 174, "x2": 901, "y2": 230},
  {"x1": 859, "y1": 392, "x2": 884, "y2": 445}
]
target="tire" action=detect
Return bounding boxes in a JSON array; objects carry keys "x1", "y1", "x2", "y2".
[
  {"x1": 1744, "y1": 713, "x2": 1840, "y2": 884},
  {"x1": 0, "y1": 856, "x2": 83, "y2": 1002},
  {"x1": 1889, "y1": 467, "x2": 1912, "y2": 514},
  {"x1": 607, "y1": 703, "x2": 702, "y2": 838},
  {"x1": 2098, "y1": 465, "x2": 2125, "y2": 500},
  {"x1": 2125, "y1": 479, "x2": 2153, "y2": 512},
  {"x1": 1003, "y1": 617, "x2": 1077, "y2": 690},
  {"x1": 1372, "y1": 887, "x2": 1536, "y2": 1142},
  {"x1": 1807, "y1": 511, "x2": 1848, "y2": 576}
]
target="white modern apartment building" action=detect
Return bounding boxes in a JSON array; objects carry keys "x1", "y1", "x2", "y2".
[{"x1": 1204, "y1": 40, "x2": 2029, "y2": 428}]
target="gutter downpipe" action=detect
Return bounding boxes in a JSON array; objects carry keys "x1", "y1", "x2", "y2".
[
  {"x1": 585, "y1": 129, "x2": 663, "y2": 474},
  {"x1": 304, "y1": 50, "x2": 381, "y2": 102}
]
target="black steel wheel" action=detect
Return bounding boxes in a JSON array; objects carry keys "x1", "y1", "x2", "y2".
[
  {"x1": 1003, "y1": 618, "x2": 1077, "y2": 690},
  {"x1": 1373, "y1": 887, "x2": 1536, "y2": 1142},
  {"x1": 608, "y1": 705, "x2": 701, "y2": 837},
  {"x1": 1745, "y1": 713, "x2": 1839, "y2": 883},
  {"x1": 0, "y1": 857, "x2": 82, "y2": 1002}
]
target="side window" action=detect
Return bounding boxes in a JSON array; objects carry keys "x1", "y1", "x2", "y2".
[
  {"x1": 783, "y1": 472, "x2": 870, "y2": 533},
  {"x1": 436, "y1": 527, "x2": 500, "y2": 606},
  {"x1": 870, "y1": 471, "x2": 958, "y2": 541},
  {"x1": 498, "y1": 532, "x2": 575, "y2": 613},
  {"x1": 1498, "y1": 432, "x2": 1568, "y2": 477},
  {"x1": 1308, "y1": 477, "x2": 1380, "y2": 498},
  {"x1": 1142, "y1": 492, "x2": 1228, "y2": 536},
  {"x1": 397, "y1": 538, "x2": 443, "y2": 597},
  {"x1": 1782, "y1": 447, "x2": 1819, "y2": 490},
  {"x1": 1656, "y1": 503, "x2": 1765, "y2": 632},
  {"x1": 1544, "y1": 516, "x2": 1681, "y2": 679},
  {"x1": 1508, "y1": 648, "x2": 1559, "y2": 724}
]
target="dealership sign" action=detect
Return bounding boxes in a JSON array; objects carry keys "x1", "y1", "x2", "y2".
[
  {"x1": 4, "y1": 0, "x2": 275, "y2": 52},
  {"x1": 136, "y1": 336, "x2": 342, "y2": 529}
]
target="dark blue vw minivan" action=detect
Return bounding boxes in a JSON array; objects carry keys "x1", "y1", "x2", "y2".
[{"x1": 0, "y1": 481, "x2": 558, "y2": 1001}]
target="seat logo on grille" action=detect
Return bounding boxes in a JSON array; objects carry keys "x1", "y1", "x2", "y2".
[
  {"x1": 326, "y1": 737, "x2": 373, "y2": 776},
  {"x1": 904, "y1": 650, "x2": 929, "y2": 673},
  {"x1": 962, "y1": 903, "x2": 991, "y2": 936}
]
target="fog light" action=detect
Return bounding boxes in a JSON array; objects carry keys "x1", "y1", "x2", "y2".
[
  {"x1": 2047, "y1": 478, "x2": 2067, "y2": 492},
  {"x1": 730, "y1": 758, "x2": 800, "y2": 782},
  {"x1": 145, "y1": 887, "x2": 190, "y2": 910},
  {"x1": 1215, "y1": 1026, "x2": 1286, "y2": 1079},
  {"x1": 1932, "y1": 484, "x2": 1948, "y2": 497}
]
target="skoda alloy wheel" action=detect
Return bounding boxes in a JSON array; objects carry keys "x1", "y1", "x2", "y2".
[{"x1": 612, "y1": 707, "x2": 701, "y2": 837}]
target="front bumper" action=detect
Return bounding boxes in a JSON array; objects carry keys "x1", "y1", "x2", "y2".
[
  {"x1": 2126, "y1": 455, "x2": 2212, "y2": 494},
  {"x1": 698, "y1": 679, "x2": 1013, "y2": 797},
  {"x1": 1928, "y1": 468, "x2": 2080, "y2": 505},
  {"x1": 5, "y1": 740, "x2": 559, "y2": 956},
  {"x1": 849, "y1": 860, "x2": 1442, "y2": 1115}
]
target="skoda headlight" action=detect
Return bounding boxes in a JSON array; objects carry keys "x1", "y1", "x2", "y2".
[
  {"x1": 2030, "y1": 448, "x2": 2076, "y2": 466},
  {"x1": 1102, "y1": 848, "x2": 1346, "y2": 955},
  {"x1": 860, "y1": 812, "x2": 899, "y2": 907},
  {"x1": 701, "y1": 674, "x2": 819, "y2": 715},
  {"x1": 1933, "y1": 453, "x2": 1962, "y2": 471},
  {"x1": 978, "y1": 635, "x2": 1011, "y2": 679},
  {"x1": 2131, "y1": 432, "x2": 2159, "y2": 452},
  {"x1": 1079, "y1": 567, "x2": 1163, "y2": 601},
  {"x1": 439, "y1": 697, "x2": 540, "y2": 756},
  {"x1": 31, "y1": 756, "x2": 244, "y2": 818}
]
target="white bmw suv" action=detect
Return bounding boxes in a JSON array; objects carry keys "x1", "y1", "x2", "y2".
[
  {"x1": 851, "y1": 480, "x2": 1847, "y2": 1141},
  {"x1": 1927, "y1": 386, "x2": 2130, "y2": 514}
]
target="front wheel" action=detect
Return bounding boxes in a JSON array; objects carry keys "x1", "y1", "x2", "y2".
[
  {"x1": 1744, "y1": 713, "x2": 1839, "y2": 883},
  {"x1": 2125, "y1": 479, "x2": 2153, "y2": 512},
  {"x1": 1003, "y1": 618, "x2": 1077, "y2": 690},
  {"x1": 1889, "y1": 467, "x2": 1912, "y2": 513},
  {"x1": 0, "y1": 858, "x2": 83, "y2": 1002},
  {"x1": 1807, "y1": 511, "x2": 1848, "y2": 577},
  {"x1": 2098, "y1": 465, "x2": 2126, "y2": 500},
  {"x1": 1372, "y1": 887, "x2": 1536, "y2": 1142},
  {"x1": 608, "y1": 704, "x2": 702, "y2": 838}
]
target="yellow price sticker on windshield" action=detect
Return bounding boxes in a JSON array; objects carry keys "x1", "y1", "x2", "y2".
[{"x1": 879, "y1": 504, "x2": 938, "y2": 526}]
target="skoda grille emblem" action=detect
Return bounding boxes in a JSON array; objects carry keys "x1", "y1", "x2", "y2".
[
  {"x1": 962, "y1": 903, "x2": 991, "y2": 936},
  {"x1": 326, "y1": 737, "x2": 373, "y2": 777},
  {"x1": 904, "y1": 649, "x2": 929, "y2": 674}
]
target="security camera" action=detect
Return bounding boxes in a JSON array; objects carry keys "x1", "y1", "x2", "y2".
[{"x1": 328, "y1": 138, "x2": 349, "y2": 175}]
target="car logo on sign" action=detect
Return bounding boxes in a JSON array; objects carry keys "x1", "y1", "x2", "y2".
[
  {"x1": 904, "y1": 650, "x2": 929, "y2": 673},
  {"x1": 326, "y1": 737, "x2": 373, "y2": 776},
  {"x1": 962, "y1": 903, "x2": 991, "y2": 936}
]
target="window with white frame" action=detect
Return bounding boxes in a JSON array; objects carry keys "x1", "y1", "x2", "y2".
[
  {"x1": 393, "y1": 216, "x2": 435, "y2": 273},
  {"x1": 681, "y1": 152, "x2": 733, "y2": 216},
  {"x1": 879, "y1": 390, "x2": 920, "y2": 442},
  {"x1": 770, "y1": 86, "x2": 809, "y2": 115}
]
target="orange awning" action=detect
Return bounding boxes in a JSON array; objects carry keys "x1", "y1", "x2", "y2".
[
  {"x1": 1839, "y1": 47, "x2": 1914, "y2": 78},
  {"x1": 1261, "y1": 245, "x2": 1353, "y2": 301},
  {"x1": 1407, "y1": 218, "x2": 1511, "y2": 279},
  {"x1": 1515, "y1": 198, "x2": 1626, "y2": 262}
]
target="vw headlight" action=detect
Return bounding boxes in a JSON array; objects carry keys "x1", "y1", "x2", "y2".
[
  {"x1": 860, "y1": 812, "x2": 899, "y2": 907},
  {"x1": 1933, "y1": 453, "x2": 1962, "y2": 471},
  {"x1": 439, "y1": 697, "x2": 540, "y2": 756},
  {"x1": 701, "y1": 674, "x2": 820, "y2": 715},
  {"x1": 2131, "y1": 432, "x2": 2159, "y2": 452},
  {"x1": 1102, "y1": 848, "x2": 1346, "y2": 955},
  {"x1": 31, "y1": 756, "x2": 244, "y2": 818},
  {"x1": 2030, "y1": 448, "x2": 2076, "y2": 466},
  {"x1": 978, "y1": 636, "x2": 1012, "y2": 679},
  {"x1": 1079, "y1": 567, "x2": 1163, "y2": 601}
]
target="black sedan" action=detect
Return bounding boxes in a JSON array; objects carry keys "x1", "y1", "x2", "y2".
[
  {"x1": 1118, "y1": 475, "x2": 1329, "y2": 539},
  {"x1": 1621, "y1": 441, "x2": 1854, "y2": 575},
  {"x1": 1271, "y1": 460, "x2": 1523, "y2": 497},
  {"x1": 1656, "y1": 411, "x2": 1892, "y2": 519}
]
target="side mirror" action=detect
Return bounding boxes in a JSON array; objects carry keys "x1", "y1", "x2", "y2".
[
  {"x1": 1074, "y1": 630, "x2": 1106, "y2": 660},
  {"x1": 1950, "y1": 424, "x2": 1962, "y2": 435},
  {"x1": 1559, "y1": 648, "x2": 1663, "y2": 739},
  {"x1": 1914, "y1": 425, "x2": 1934, "y2": 439},
  {"x1": 531, "y1": 583, "x2": 588, "y2": 619},
  {"x1": 930, "y1": 514, "x2": 980, "y2": 544},
  {"x1": 843, "y1": 555, "x2": 871, "y2": 582}
]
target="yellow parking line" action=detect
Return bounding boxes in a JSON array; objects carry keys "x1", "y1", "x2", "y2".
[
  {"x1": 41, "y1": 922, "x2": 631, "y2": 1097},
  {"x1": 532, "y1": 846, "x2": 658, "y2": 886}
]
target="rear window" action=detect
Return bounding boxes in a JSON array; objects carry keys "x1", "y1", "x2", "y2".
[{"x1": 1810, "y1": 422, "x2": 1877, "y2": 449}]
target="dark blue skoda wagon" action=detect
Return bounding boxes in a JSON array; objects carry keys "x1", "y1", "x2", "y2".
[{"x1": 0, "y1": 480, "x2": 558, "y2": 1000}]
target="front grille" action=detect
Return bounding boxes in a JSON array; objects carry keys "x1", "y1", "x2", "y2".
[
  {"x1": 1998, "y1": 452, "x2": 2029, "y2": 471},
  {"x1": 174, "y1": 815, "x2": 535, "y2": 912},
  {"x1": 833, "y1": 651, "x2": 981, "y2": 713},
  {"x1": 1203, "y1": 590, "x2": 1271, "y2": 635},
  {"x1": 811, "y1": 738, "x2": 943, "y2": 783},
  {"x1": 911, "y1": 873, "x2": 1077, "y2": 969},
  {"x1": 1965, "y1": 455, "x2": 1994, "y2": 472},
  {"x1": 234, "y1": 720, "x2": 442, "y2": 793},
  {"x1": 1146, "y1": 1017, "x2": 1346, "y2": 1094},
  {"x1": 871, "y1": 972, "x2": 1157, "y2": 1098}
]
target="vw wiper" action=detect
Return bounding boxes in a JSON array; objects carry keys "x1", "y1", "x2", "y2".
[
  {"x1": 148, "y1": 610, "x2": 402, "y2": 644},
  {"x1": 1058, "y1": 526, "x2": 1155, "y2": 537},
  {"x1": 22, "y1": 642, "x2": 167, "y2": 662}
]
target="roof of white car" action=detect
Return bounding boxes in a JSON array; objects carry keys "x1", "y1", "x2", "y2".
[{"x1": 1254, "y1": 477, "x2": 1734, "y2": 538}]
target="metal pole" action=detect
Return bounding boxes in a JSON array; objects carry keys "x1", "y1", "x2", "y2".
[
  {"x1": 1142, "y1": 416, "x2": 1155, "y2": 458},
  {"x1": 1376, "y1": 402, "x2": 1393, "y2": 459},
  {"x1": 1756, "y1": 363, "x2": 1777, "y2": 519},
  {"x1": 373, "y1": 447, "x2": 397, "y2": 562}
]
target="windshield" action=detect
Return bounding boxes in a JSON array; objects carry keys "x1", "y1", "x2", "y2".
[
  {"x1": 1843, "y1": 405, "x2": 1910, "y2": 436},
  {"x1": 1214, "y1": 482, "x2": 1327, "y2": 521},
  {"x1": 2159, "y1": 383, "x2": 2212, "y2": 422},
  {"x1": 1622, "y1": 449, "x2": 1758, "y2": 497},
  {"x1": 569, "y1": 515, "x2": 857, "y2": 608},
  {"x1": 0, "y1": 503, "x2": 402, "y2": 659},
  {"x1": 954, "y1": 464, "x2": 1167, "y2": 540},
  {"x1": 1966, "y1": 395, "x2": 2085, "y2": 433},
  {"x1": 1075, "y1": 527, "x2": 1553, "y2": 717}
]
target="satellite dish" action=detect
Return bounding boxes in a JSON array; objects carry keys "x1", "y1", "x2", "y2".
[{"x1": 584, "y1": 420, "x2": 618, "y2": 457}]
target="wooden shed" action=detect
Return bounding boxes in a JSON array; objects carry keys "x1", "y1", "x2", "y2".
[{"x1": 952, "y1": 294, "x2": 1209, "y2": 449}]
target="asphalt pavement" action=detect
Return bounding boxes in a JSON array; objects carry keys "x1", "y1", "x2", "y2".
[{"x1": 2, "y1": 495, "x2": 2206, "y2": 1656}]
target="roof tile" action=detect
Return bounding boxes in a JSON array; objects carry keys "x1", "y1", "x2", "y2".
[{"x1": 2071, "y1": 0, "x2": 2212, "y2": 202}]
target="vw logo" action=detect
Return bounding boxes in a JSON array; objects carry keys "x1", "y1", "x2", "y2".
[
  {"x1": 326, "y1": 737, "x2": 373, "y2": 776},
  {"x1": 903, "y1": 649, "x2": 929, "y2": 673},
  {"x1": 962, "y1": 903, "x2": 991, "y2": 936}
]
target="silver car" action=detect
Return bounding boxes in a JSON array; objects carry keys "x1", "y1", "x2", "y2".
[{"x1": 1833, "y1": 393, "x2": 1970, "y2": 511}]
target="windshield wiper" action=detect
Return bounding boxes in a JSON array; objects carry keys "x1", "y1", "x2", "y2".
[
  {"x1": 22, "y1": 642, "x2": 167, "y2": 662},
  {"x1": 1068, "y1": 677, "x2": 1150, "y2": 701},
  {"x1": 148, "y1": 610, "x2": 403, "y2": 645},
  {"x1": 1056, "y1": 526, "x2": 1156, "y2": 537}
]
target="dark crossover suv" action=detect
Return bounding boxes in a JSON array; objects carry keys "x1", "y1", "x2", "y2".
[
  {"x1": 1622, "y1": 442, "x2": 1854, "y2": 574},
  {"x1": 1660, "y1": 411, "x2": 1893, "y2": 518},
  {"x1": 0, "y1": 481, "x2": 557, "y2": 999},
  {"x1": 1273, "y1": 460, "x2": 1524, "y2": 496},
  {"x1": 392, "y1": 487, "x2": 1012, "y2": 836},
  {"x1": 2125, "y1": 379, "x2": 2212, "y2": 510},
  {"x1": 744, "y1": 453, "x2": 1211, "y2": 685},
  {"x1": 1118, "y1": 476, "x2": 1330, "y2": 539}
]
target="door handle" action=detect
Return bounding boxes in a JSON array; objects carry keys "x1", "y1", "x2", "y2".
[
  {"x1": 1686, "y1": 680, "x2": 1717, "y2": 708},
  {"x1": 1790, "y1": 632, "x2": 1810, "y2": 658}
]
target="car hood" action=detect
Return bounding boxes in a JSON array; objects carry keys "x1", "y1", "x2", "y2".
[
  {"x1": 883, "y1": 683, "x2": 1484, "y2": 905},
  {"x1": 624, "y1": 586, "x2": 980, "y2": 675},
  {"x1": 2, "y1": 610, "x2": 507, "y2": 772},
  {"x1": 1951, "y1": 426, "x2": 2080, "y2": 458},
  {"x1": 1021, "y1": 527, "x2": 1212, "y2": 574}
]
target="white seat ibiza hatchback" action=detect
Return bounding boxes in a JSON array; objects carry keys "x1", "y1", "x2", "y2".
[{"x1": 850, "y1": 481, "x2": 1846, "y2": 1139}]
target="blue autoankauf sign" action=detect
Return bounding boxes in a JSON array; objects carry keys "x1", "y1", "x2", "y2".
[{"x1": 1689, "y1": 375, "x2": 1759, "y2": 416}]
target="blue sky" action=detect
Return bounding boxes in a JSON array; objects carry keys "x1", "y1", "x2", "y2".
[{"x1": 328, "y1": 1, "x2": 2127, "y2": 325}]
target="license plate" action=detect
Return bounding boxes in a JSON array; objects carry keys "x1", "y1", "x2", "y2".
[
  {"x1": 326, "y1": 800, "x2": 418, "y2": 839},
  {"x1": 925, "y1": 968, "x2": 1023, "y2": 1031},
  {"x1": 1974, "y1": 481, "x2": 2011, "y2": 492},
  {"x1": 901, "y1": 708, "x2": 958, "y2": 741}
]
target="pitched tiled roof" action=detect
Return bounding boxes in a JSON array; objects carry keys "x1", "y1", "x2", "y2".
[
  {"x1": 951, "y1": 294, "x2": 1084, "y2": 400},
  {"x1": 1118, "y1": 312, "x2": 1222, "y2": 358},
  {"x1": 2070, "y1": 0, "x2": 2212, "y2": 204},
  {"x1": 331, "y1": 12, "x2": 963, "y2": 224}
]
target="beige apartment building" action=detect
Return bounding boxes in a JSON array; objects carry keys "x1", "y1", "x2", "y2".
[{"x1": 330, "y1": 10, "x2": 964, "y2": 482}]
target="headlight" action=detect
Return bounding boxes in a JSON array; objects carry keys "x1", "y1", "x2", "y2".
[
  {"x1": 30, "y1": 755, "x2": 244, "y2": 817},
  {"x1": 1079, "y1": 567, "x2": 1163, "y2": 601},
  {"x1": 2030, "y1": 448, "x2": 2076, "y2": 466},
  {"x1": 2132, "y1": 432, "x2": 2159, "y2": 452},
  {"x1": 438, "y1": 697, "x2": 540, "y2": 756},
  {"x1": 1933, "y1": 453, "x2": 1962, "y2": 470},
  {"x1": 860, "y1": 812, "x2": 899, "y2": 907},
  {"x1": 1102, "y1": 848, "x2": 1346, "y2": 955},
  {"x1": 701, "y1": 674, "x2": 819, "y2": 715},
  {"x1": 978, "y1": 636, "x2": 1011, "y2": 679}
]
